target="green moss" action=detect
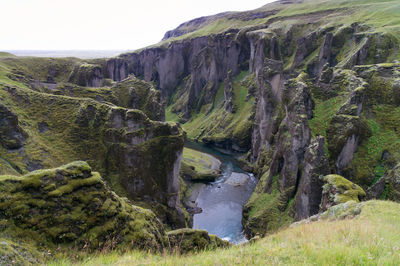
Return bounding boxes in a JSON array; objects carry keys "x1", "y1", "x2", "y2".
[
  {"x1": 243, "y1": 173, "x2": 294, "y2": 237},
  {"x1": 48, "y1": 173, "x2": 102, "y2": 197},
  {"x1": 309, "y1": 96, "x2": 346, "y2": 139},
  {"x1": 0, "y1": 162, "x2": 167, "y2": 255},
  {"x1": 179, "y1": 71, "x2": 255, "y2": 151},
  {"x1": 167, "y1": 229, "x2": 229, "y2": 254},
  {"x1": 0, "y1": 238, "x2": 43, "y2": 265},
  {"x1": 46, "y1": 200, "x2": 400, "y2": 265},
  {"x1": 345, "y1": 107, "x2": 400, "y2": 186},
  {"x1": 0, "y1": 74, "x2": 185, "y2": 226},
  {"x1": 318, "y1": 200, "x2": 363, "y2": 220},
  {"x1": 322, "y1": 174, "x2": 366, "y2": 204}
]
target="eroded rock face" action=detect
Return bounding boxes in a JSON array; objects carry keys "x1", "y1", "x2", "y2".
[
  {"x1": 105, "y1": 33, "x2": 250, "y2": 119},
  {"x1": 294, "y1": 137, "x2": 330, "y2": 220},
  {"x1": 111, "y1": 75, "x2": 165, "y2": 121},
  {"x1": 0, "y1": 86, "x2": 186, "y2": 228},
  {"x1": 265, "y1": 74, "x2": 314, "y2": 198},
  {"x1": 326, "y1": 71, "x2": 370, "y2": 175},
  {"x1": 0, "y1": 104, "x2": 27, "y2": 149},
  {"x1": 387, "y1": 163, "x2": 400, "y2": 201},
  {"x1": 68, "y1": 63, "x2": 103, "y2": 87},
  {"x1": 79, "y1": 105, "x2": 187, "y2": 227},
  {"x1": 0, "y1": 162, "x2": 167, "y2": 251}
]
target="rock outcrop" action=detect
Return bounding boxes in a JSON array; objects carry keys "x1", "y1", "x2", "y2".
[
  {"x1": 167, "y1": 229, "x2": 229, "y2": 254},
  {"x1": 386, "y1": 163, "x2": 400, "y2": 201},
  {"x1": 0, "y1": 85, "x2": 186, "y2": 228},
  {"x1": 68, "y1": 63, "x2": 103, "y2": 87},
  {"x1": 294, "y1": 137, "x2": 330, "y2": 220},
  {"x1": 1, "y1": 0, "x2": 400, "y2": 246},
  {"x1": 0, "y1": 162, "x2": 167, "y2": 252},
  {"x1": 320, "y1": 174, "x2": 366, "y2": 212},
  {"x1": 0, "y1": 104, "x2": 27, "y2": 149}
]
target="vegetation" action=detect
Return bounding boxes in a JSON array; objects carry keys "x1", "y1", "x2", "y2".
[
  {"x1": 1, "y1": 0, "x2": 400, "y2": 264},
  {"x1": 322, "y1": 174, "x2": 366, "y2": 205},
  {"x1": 167, "y1": 71, "x2": 255, "y2": 152},
  {"x1": 242, "y1": 173, "x2": 294, "y2": 237},
  {"x1": 180, "y1": 148, "x2": 221, "y2": 182},
  {"x1": 49, "y1": 200, "x2": 400, "y2": 265}
]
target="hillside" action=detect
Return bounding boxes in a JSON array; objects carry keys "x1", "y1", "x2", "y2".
[{"x1": 50, "y1": 200, "x2": 400, "y2": 265}]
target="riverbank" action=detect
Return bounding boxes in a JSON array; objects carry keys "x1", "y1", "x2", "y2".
[{"x1": 180, "y1": 141, "x2": 257, "y2": 244}]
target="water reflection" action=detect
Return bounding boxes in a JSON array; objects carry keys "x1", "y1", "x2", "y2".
[{"x1": 193, "y1": 163, "x2": 257, "y2": 243}]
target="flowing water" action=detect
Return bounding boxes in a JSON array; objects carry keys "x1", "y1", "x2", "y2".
[{"x1": 186, "y1": 141, "x2": 257, "y2": 244}]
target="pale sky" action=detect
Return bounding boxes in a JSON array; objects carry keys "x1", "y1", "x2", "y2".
[{"x1": 0, "y1": 0, "x2": 275, "y2": 50}]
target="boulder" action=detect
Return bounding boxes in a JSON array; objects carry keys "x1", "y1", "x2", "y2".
[
  {"x1": 320, "y1": 174, "x2": 366, "y2": 212},
  {"x1": 225, "y1": 172, "x2": 250, "y2": 186},
  {"x1": 167, "y1": 228, "x2": 229, "y2": 253}
]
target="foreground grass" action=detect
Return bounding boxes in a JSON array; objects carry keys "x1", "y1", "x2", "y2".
[{"x1": 49, "y1": 200, "x2": 400, "y2": 265}]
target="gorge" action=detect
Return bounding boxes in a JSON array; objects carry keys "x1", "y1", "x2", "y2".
[{"x1": 1, "y1": 0, "x2": 400, "y2": 264}]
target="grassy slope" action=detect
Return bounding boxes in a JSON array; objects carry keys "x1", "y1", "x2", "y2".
[
  {"x1": 182, "y1": 148, "x2": 220, "y2": 174},
  {"x1": 50, "y1": 200, "x2": 400, "y2": 265},
  {"x1": 139, "y1": 0, "x2": 400, "y2": 52}
]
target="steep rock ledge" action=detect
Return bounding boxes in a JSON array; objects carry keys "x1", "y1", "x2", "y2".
[{"x1": 0, "y1": 85, "x2": 186, "y2": 228}]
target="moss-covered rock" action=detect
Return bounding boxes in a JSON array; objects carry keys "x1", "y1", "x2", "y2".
[
  {"x1": 242, "y1": 172, "x2": 294, "y2": 238},
  {"x1": 180, "y1": 148, "x2": 221, "y2": 182},
  {"x1": 111, "y1": 75, "x2": 165, "y2": 121},
  {"x1": 320, "y1": 174, "x2": 366, "y2": 212},
  {"x1": 68, "y1": 63, "x2": 103, "y2": 87},
  {"x1": 0, "y1": 84, "x2": 186, "y2": 228},
  {"x1": 0, "y1": 161, "x2": 167, "y2": 252},
  {"x1": 167, "y1": 228, "x2": 229, "y2": 254},
  {"x1": 386, "y1": 163, "x2": 400, "y2": 202},
  {"x1": 292, "y1": 200, "x2": 364, "y2": 227},
  {"x1": 0, "y1": 103, "x2": 27, "y2": 150}
]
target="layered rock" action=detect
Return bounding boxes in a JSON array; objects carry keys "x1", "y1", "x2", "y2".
[
  {"x1": 104, "y1": 33, "x2": 251, "y2": 121},
  {"x1": 294, "y1": 137, "x2": 330, "y2": 220},
  {"x1": 326, "y1": 71, "x2": 370, "y2": 175}
]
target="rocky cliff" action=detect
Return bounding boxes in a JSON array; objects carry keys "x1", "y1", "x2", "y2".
[
  {"x1": 76, "y1": 0, "x2": 400, "y2": 237},
  {"x1": 0, "y1": 75, "x2": 185, "y2": 227},
  {"x1": 1, "y1": 0, "x2": 400, "y2": 242}
]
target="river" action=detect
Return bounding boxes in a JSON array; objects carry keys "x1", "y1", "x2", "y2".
[{"x1": 185, "y1": 141, "x2": 257, "y2": 244}]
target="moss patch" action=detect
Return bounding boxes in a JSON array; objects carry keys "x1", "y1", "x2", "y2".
[
  {"x1": 0, "y1": 162, "x2": 167, "y2": 254},
  {"x1": 321, "y1": 174, "x2": 366, "y2": 209},
  {"x1": 167, "y1": 229, "x2": 229, "y2": 254},
  {"x1": 180, "y1": 148, "x2": 221, "y2": 182}
]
